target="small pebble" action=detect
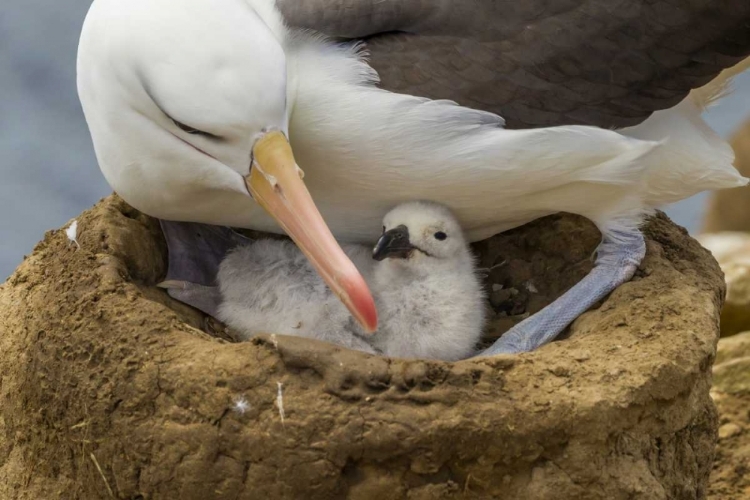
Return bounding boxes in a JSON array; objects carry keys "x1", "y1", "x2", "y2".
[
  {"x1": 490, "y1": 288, "x2": 515, "y2": 309},
  {"x1": 549, "y1": 365, "x2": 570, "y2": 377},
  {"x1": 572, "y1": 350, "x2": 591, "y2": 362},
  {"x1": 718, "y1": 423, "x2": 742, "y2": 439}
]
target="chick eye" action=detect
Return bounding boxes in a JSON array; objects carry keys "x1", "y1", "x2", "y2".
[
  {"x1": 382, "y1": 226, "x2": 386, "y2": 233},
  {"x1": 434, "y1": 231, "x2": 447, "y2": 241}
]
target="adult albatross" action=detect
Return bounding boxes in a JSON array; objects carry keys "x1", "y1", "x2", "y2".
[{"x1": 76, "y1": 0, "x2": 749, "y2": 355}]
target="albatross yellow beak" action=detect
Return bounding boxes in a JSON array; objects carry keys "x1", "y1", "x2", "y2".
[{"x1": 246, "y1": 131, "x2": 378, "y2": 333}]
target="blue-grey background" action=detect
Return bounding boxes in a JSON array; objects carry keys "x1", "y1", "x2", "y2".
[{"x1": 2, "y1": 0, "x2": 750, "y2": 280}]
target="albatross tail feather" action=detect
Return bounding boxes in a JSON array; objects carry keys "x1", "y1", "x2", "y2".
[
  {"x1": 621, "y1": 57, "x2": 750, "y2": 207},
  {"x1": 621, "y1": 98, "x2": 749, "y2": 207},
  {"x1": 689, "y1": 56, "x2": 750, "y2": 110}
]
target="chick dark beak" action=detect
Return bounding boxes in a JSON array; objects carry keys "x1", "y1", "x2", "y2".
[{"x1": 373, "y1": 225, "x2": 415, "y2": 261}]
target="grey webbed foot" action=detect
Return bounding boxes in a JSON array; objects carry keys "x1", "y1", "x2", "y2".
[
  {"x1": 478, "y1": 227, "x2": 646, "y2": 356},
  {"x1": 157, "y1": 220, "x2": 250, "y2": 317}
]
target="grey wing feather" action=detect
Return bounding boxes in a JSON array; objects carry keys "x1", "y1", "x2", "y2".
[{"x1": 276, "y1": 0, "x2": 750, "y2": 129}]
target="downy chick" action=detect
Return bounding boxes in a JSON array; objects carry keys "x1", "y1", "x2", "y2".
[{"x1": 217, "y1": 201, "x2": 485, "y2": 360}]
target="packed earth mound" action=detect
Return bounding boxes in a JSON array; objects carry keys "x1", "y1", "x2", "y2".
[{"x1": 0, "y1": 195, "x2": 726, "y2": 499}]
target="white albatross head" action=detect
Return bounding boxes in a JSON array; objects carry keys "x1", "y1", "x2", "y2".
[{"x1": 76, "y1": 0, "x2": 378, "y2": 331}]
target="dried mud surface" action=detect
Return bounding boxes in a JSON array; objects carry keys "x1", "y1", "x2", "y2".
[{"x1": 0, "y1": 195, "x2": 726, "y2": 499}]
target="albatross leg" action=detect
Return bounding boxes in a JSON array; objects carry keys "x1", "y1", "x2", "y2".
[
  {"x1": 478, "y1": 227, "x2": 646, "y2": 356},
  {"x1": 156, "y1": 220, "x2": 250, "y2": 317}
]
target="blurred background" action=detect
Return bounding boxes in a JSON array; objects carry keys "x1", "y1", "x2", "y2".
[{"x1": 2, "y1": 1, "x2": 750, "y2": 280}]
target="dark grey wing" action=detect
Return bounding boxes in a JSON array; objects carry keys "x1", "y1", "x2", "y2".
[
  {"x1": 276, "y1": 0, "x2": 750, "y2": 129},
  {"x1": 157, "y1": 220, "x2": 254, "y2": 317}
]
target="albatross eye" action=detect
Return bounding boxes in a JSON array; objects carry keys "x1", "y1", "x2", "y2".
[
  {"x1": 434, "y1": 231, "x2": 447, "y2": 241},
  {"x1": 173, "y1": 119, "x2": 215, "y2": 138}
]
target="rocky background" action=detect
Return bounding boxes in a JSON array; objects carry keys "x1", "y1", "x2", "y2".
[{"x1": 698, "y1": 119, "x2": 750, "y2": 499}]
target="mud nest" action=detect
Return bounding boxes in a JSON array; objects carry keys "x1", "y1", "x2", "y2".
[{"x1": 0, "y1": 195, "x2": 726, "y2": 499}]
